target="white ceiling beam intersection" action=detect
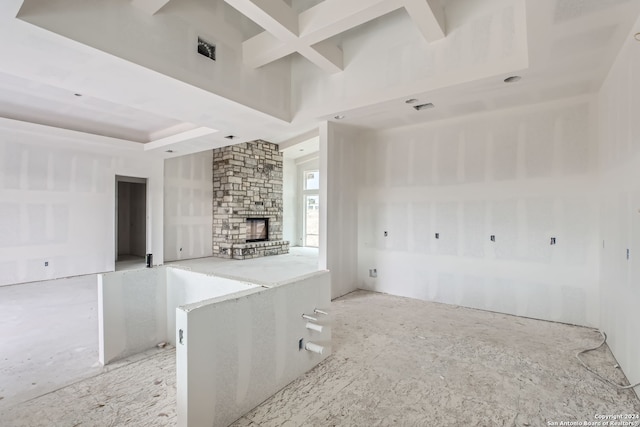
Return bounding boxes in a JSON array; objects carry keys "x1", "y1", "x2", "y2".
[
  {"x1": 226, "y1": 0, "x2": 344, "y2": 73},
  {"x1": 224, "y1": 0, "x2": 298, "y2": 40},
  {"x1": 233, "y1": 0, "x2": 447, "y2": 73}
]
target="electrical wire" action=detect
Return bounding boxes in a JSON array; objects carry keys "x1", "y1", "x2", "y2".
[{"x1": 576, "y1": 330, "x2": 640, "y2": 390}]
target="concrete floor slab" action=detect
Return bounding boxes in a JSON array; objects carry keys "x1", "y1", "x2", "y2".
[{"x1": 0, "y1": 275, "x2": 101, "y2": 410}]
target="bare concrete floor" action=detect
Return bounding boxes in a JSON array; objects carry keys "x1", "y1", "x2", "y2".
[
  {"x1": 0, "y1": 275, "x2": 101, "y2": 410},
  {"x1": 2, "y1": 290, "x2": 639, "y2": 426}
]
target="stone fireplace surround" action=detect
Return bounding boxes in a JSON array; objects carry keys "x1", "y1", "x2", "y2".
[{"x1": 212, "y1": 140, "x2": 289, "y2": 260}]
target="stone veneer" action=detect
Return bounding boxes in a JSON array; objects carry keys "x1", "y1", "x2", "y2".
[{"x1": 212, "y1": 140, "x2": 289, "y2": 259}]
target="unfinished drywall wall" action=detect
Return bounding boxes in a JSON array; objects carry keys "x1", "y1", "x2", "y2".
[
  {"x1": 320, "y1": 122, "x2": 360, "y2": 299},
  {"x1": 358, "y1": 97, "x2": 600, "y2": 327},
  {"x1": 98, "y1": 266, "x2": 259, "y2": 364},
  {"x1": 165, "y1": 267, "x2": 260, "y2": 346},
  {"x1": 176, "y1": 270, "x2": 331, "y2": 427},
  {"x1": 0, "y1": 129, "x2": 164, "y2": 286},
  {"x1": 98, "y1": 268, "x2": 167, "y2": 364},
  {"x1": 282, "y1": 156, "x2": 298, "y2": 246},
  {"x1": 164, "y1": 151, "x2": 213, "y2": 262},
  {"x1": 597, "y1": 16, "x2": 640, "y2": 386}
]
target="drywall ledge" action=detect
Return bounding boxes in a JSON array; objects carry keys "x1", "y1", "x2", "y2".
[
  {"x1": 98, "y1": 268, "x2": 167, "y2": 365},
  {"x1": 165, "y1": 267, "x2": 261, "y2": 345},
  {"x1": 99, "y1": 266, "x2": 262, "y2": 364},
  {"x1": 176, "y1": 270, "x2": 331, "y2": 427}
]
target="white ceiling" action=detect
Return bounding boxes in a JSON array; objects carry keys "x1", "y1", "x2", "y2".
[{"x1": 0, "y1": 0, "x2": 638, "y2": 156}]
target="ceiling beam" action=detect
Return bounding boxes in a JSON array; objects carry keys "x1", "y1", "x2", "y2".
[
  {"x1": 226, "y1": 0, "x2": 344, "y2": 73},
  {"x1": 131, "y1": 0, "x2": 171, "y2": 15},
  {"x1": 224, "y1": 0, "x2": 298, "y2": 40},
  {"x1": 301, "y1": 41, "x2": 344, "y2": 74},
  {"x1": 237, "y1": 0, "x2": 446, "y2": 72},
  {"x1": 402, "y1": 0, "x2": 446, "y2": 42},
  {"x1": 298, "y1": 0, "x2": 403, "y2": 42}
]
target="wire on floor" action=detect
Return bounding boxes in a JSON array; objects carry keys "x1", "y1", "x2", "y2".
[{"x1": 576, "y1": 330, "x2": 640, "y2": 390}]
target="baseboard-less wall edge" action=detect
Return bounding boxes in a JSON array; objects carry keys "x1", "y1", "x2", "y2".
[{"x1": 176, "y1": 270, "x2": 331, "y2": 427}]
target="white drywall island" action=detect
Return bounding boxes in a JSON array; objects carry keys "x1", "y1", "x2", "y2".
[
  {"x1": 176, "y1": 270, "x2": 331, "y2": 427},
  {"x1": 98, "y1": 266, "x2": 331, "y2": 426},
  {"x1": 98, "y1": 267, "x2": 260, "y2": 364}
]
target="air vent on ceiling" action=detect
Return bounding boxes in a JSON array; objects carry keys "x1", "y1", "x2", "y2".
[
  {"x1": 413, "y1": 103, "x2": 434, "y2": 111},
  {"x1": 198, "y1": 37, "x2": 216, "y2": 61}
]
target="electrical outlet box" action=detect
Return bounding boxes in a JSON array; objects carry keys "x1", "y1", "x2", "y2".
[
  {"x1": 44, "y1": 261, "x2": 49, "y2": 267},
  {"x1": 369, "y1": 269, "x2": 377, "y2": 278}
]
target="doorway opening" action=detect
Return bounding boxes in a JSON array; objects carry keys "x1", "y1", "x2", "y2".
[{"x1": 115, "y1": 176, "x2": 147, "y2": 266}]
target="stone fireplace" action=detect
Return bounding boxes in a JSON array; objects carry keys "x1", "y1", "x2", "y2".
[{"x1": 212, "y1": 140, "x2": 289, "y2": 260}]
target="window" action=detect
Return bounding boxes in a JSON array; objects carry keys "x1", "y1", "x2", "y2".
[
  {"x1": 303, "y1": 169, "x2": 319, "y2": 247},
  {"x1": 304, "y1": 170, "x2": 319, "y2": 190}
]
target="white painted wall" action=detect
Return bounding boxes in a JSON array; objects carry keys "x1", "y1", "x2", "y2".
[
  {"x1": 597, "y1": 15, "x2": 640, "y2": 386},
  {"x1": 176, "y1": 270, "x2": 331, "y2": 427},
  {"x1": 164, "y1": 151, "x2": 213, "y2": 261},
  {"x1": 320, "y1": 122, "x2": 360, "y2": 299},
  {"x1": 0, "y1": 127, "x2": 164, "y2": 286},
  {"x1": 357, "y1": 98, "x2": 601, "y2": 327}
]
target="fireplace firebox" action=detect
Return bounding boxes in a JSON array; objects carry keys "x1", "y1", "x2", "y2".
[{"x1": 246, "y1": 218, "x2": 268, "y2": 242}]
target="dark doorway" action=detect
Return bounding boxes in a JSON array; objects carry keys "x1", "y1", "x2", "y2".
[{"x1": 116, "y1": 177, "x2": 147, "y2": 262}]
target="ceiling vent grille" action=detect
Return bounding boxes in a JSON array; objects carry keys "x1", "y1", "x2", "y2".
[
  {"x1": 198, "y1": 37, "x2": 216, "y2": 61},
  {"x1": 413, "y1": 103, "x2": 434, "y2": 111}
]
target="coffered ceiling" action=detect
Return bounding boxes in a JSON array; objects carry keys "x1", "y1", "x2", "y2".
[{"x1": 0, "y1": 0, "x2": 638, "y2": 155}]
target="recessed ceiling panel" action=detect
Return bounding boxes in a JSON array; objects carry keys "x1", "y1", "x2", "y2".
[{"x1": 0, "y1": 71, "x2": 188, "y2": 142}]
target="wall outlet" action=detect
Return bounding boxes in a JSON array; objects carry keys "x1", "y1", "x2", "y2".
[
  {"x1": 369, "y1": 268, "x2": 377, "y2": 278},
  {"x1": 44, "y1": 261, "x2": 49, "y2": 267}
]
